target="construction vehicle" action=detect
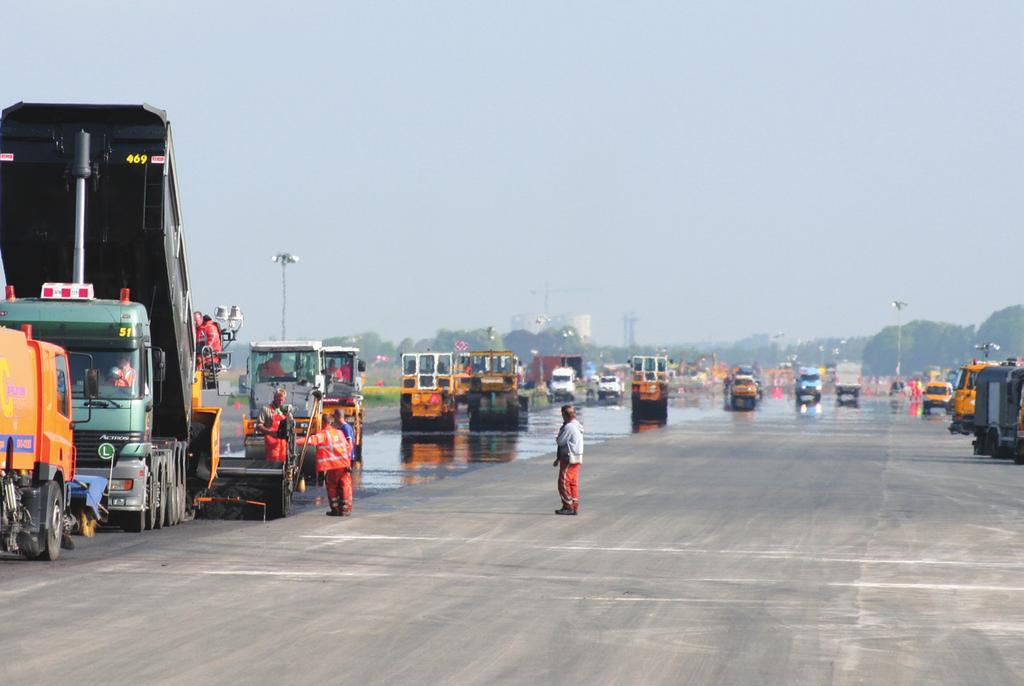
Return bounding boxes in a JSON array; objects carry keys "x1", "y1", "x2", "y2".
[
  {"x1": 630, "y1": 355, "x2": 669, "y2": 421},
  {"x1": 454, "y1": 351, "x2": 472, "y2": 405},
  {"x1": 239, "y1": 340, "x2": 325, "y2": 505},
  {"x1": 728, "y1": 374, "x2": 759, "y2": 411},
  {"x1": 795, "y1": 367, "x2": 822, "y2": 405},
  {"x1": 322, "y1": 346, "x2": 365, "y2": 464},
  {"x1": 949, "y1": 361, "x2": 997, "y2": 435},
  {"x1": 526, "y1": 354, "x2": 584, "y2": 386},
  {"x1": 0, "y1": 103, "x2": 257, "y2": 527},
  {"x1": 972, "y1": 365, "x2": 1024, "y2": 463},
  {"x1": 466, "y1": 350, "x2": 520, "y2": 430},
  {"x1": 400, "y1": 352, "x2": 457, "y2": 431},
  {"x1": 0, "y1": 325, "x2": 105, "y2": 559},
  {"x1": 835, "y1": 361, "x2": 862, "y2": 407},
  {"x1": 922, "y1": 381, "x2": 953, "y2": 414}
]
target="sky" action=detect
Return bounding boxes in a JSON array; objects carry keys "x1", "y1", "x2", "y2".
[{"x1": 2, "y1": 1, "x2": 1022, "y2": 346}]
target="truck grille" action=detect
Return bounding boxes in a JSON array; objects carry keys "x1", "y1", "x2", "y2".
[{"x1": 73, "y1": 430, "x2": 146, "y2": 468}]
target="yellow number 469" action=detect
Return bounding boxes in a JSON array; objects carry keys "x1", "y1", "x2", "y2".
[{"x1": 125, "y1": 154, "x2": 148, "y2": 164}]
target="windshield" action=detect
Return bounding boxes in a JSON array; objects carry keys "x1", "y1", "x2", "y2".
[
  {"x1": 601, "y1": 376, "x2": 617, "y2": 383},
  {"x1": 437, "y1": 355, "x2": 452, "y2": 375},
  {"x1": 420, "y1": 355, "x2": 436, "y2": 374},
  {"x1": 495, "y1": 355, "x2": 514, "y2": 373},
  {"x1": 643, "y1": 358, "x2": 655, "y2": 372},
  {"x1": 471, "y1": 354, "x2": 490, "y2": 374},
  {"x1": 657, "y1": 358, "x2": 667, "y2": 372},
  {"x1": 633, "y1": 358, "x2": 643, "y2": 372},
  {"x1": 403, "y1": 355, "x2": 417, "y2": 375},
  {"x1": 325, "y1": 352, "x2": 354, "y2": 382},
  {"x1": 68, "y1": 349, "x2": 142, "y2": 399},
  {"x1": 927, "y1": 385, "x2": 948, "y2": 395},
  {"x1": 955, "y1": 370, "x2": 970, "y2": 390},
  {"x1": 252, "y1": 350, "x2": 319, "y2": 384},
  {"x1": 800, "y1": 374, "x2": 820, "y2": 382},
  {"x1": 552, "y1": 374, "x2": 571, "y2": 383}
]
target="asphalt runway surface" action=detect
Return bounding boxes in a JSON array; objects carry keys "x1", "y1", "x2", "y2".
[{"x1": 3, "y1": 396, "x2": 1024, "y2": 685}]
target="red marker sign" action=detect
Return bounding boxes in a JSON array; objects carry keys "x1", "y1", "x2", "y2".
[
  {"x1": 0, "y1": 153, "x2": 13, "y2": 162},
  {"x1": 151, "y1": 155, "x2": 166, "y2": 164}
]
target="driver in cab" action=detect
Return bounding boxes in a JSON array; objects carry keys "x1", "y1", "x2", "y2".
[{"x1": 109, "y1": 354, "x2": 136, "y2": 390}]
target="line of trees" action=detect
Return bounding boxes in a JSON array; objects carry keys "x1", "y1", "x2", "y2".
[{"x1": 325, "y1": 305, "x2": 1024, "y2": 374}]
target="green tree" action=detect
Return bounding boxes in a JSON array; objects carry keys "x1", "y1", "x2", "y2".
[
  {"x1": 976, "y1": 306, "x2": 1024, "y2": 358},
  {"x1": 861, "y1": 320, "x2": 974, "y2": 375}
]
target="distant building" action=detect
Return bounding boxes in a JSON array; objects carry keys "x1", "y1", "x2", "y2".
[{"x1": 553, "y1": 314, "x2": 592, "y2": 343}]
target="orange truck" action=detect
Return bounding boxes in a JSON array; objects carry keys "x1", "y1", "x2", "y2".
[
  {"x1": 0, "y1": 325, "x2": 100, "y2": 559},
  {"x1": 631, "y1": 355, "x2": 670, "y2": 421}
]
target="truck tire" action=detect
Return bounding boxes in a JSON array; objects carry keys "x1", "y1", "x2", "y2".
[
  {"x1": 19, "y1": 481, "x2": 64, "y2": 561},
  {"x1": 154, "y1": 469, "x2": 166, "y2": 530}
]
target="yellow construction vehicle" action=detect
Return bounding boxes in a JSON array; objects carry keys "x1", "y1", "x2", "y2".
[
  {"x1": 401, "y1": 352, "x2": 457, "y2": 431},
  {"x1": 631, "y1": 355, "x2": 670, "y2": 421},
  {"x1": 949, "y1": 361, "x2": 997, "y2": 435},
  {"x1": 922, "y1": 381, "x2": 953, "y2": 415},
  {"x1": 454, "y1": 351, "x2": 471, "y2": 405},
  {"x1": 466, "y1": 350, "x2": 520, "y2": 430},
  {"x1": 728, "y1": 375, "x2": 759, "y2": 411},
  {"x1": 322, "y1": 346, "x2": 366, "y2": 464}
]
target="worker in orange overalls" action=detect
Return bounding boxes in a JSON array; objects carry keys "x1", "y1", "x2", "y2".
[
  {"x1": 200, "y1": 315, "x2": 223, "y2": 368},
  {"x1": 255, "y1": 389, "x2": 290, "y2": 462},
  {"x1": 110, "y1": 354, "x2": 137, "y2": 390},
  {"x1": 299, "y1": 409, "x2": 352, "y2": 516}
]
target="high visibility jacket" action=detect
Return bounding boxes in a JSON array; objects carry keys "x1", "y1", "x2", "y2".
[
  {"x1": 306, "y1": 426, "x2": 351, "y2": 472},
  {"x1": 113, "y1": 366, "x2": 136, "y2": 388},
  {"x1": 264, "y1": 409, "x2": 288, "y2": 462},
  {"x1": 203, "y1": 321, "x2": 223, "y2": 352}
]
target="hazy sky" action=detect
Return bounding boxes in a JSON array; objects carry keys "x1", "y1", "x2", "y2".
[{"x1": 2, "y1": 2, "x2": 1022, "y2": 345}]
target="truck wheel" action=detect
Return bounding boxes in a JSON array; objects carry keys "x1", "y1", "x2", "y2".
[
  {"x1": 118, "y1": 508, "x2": 145, "y2": 533},
  {"x1": 1015, "y1": 449, "x2": 1024, "y2": 466},
  {"x1": 21, "y1": 481, "x2": 64, "y2": 561},
  {"x1": 154, "y1": 470, "x2": 167, "y2": 530}
]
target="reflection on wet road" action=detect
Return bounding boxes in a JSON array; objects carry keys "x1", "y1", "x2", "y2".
[{"x1": 292, "y1": 392, "x2": 960, "y2": 510}]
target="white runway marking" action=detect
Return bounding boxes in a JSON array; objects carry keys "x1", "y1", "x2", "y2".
[
  {"x1": 203, "y1": 570, "x2": 388, "y2": 578},
  {"x1": 831, "y1": 582, "x2": 1024, "y2": 592}
]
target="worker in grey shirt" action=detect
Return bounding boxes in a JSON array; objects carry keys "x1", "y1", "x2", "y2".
[{"x1": 553, "y1": 404, "x2": 583, "y2": 515}]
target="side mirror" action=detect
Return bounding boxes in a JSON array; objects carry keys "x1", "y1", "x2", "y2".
[
  {"x1": 152, "y1": 348, "x2": 167, "y2": 382},
  {"x1": 238, "y1": 374, "x2": 249, "y2": 394},
  {"x1": 357, "y1": 360, "x2": 366, "y2": 373},
  {"x1": 84, "y1": 369, "x2": 100, "y2": 399}
]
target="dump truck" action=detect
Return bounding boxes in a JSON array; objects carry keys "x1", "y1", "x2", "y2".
[
  {"x1": 400, "y1": 352, "x2": 457, "y2": 431},
  {"x1": 972, "y1": 365, "x2": 1024, "y2": 463},
  {"x1": 728, "y1": 374, "x2": 759, "y2": 411},
  {"x1": 526, "y1": 354, "x2": 584, "y2": 386},
  {"x1": 0, "y1": 102, "x2": 260, "y2": 526},
  {"x1": 630, "y1": 355, "x2": 669, "y2": 421},
  {"x1": 466, "y1": 350, "x2": 520, "y2": 429},
  {"x1": 322, "y1": 346, "x2": 365, "y2": 463},
  {"x1": 834, "y1": 361, "x2": 862, "y2": 407},
  {"x1": 0, "y1": 325, "x2": 104, "y2": 559},
  {"x1": 949, "y1": 361, "x2": 997, "y2": 435}
]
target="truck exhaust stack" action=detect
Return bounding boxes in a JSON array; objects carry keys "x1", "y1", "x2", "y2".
[{"x1": 71, "y1": 130, "x2": 91, "y2": 284}]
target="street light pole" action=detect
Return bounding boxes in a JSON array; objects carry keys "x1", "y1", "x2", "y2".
[
  {"x1": 272, "y1": 252, "x2": 300, "y2": 340},
  {"x1": 891, "y1": 300, "x2": 908, "y2": 378}
]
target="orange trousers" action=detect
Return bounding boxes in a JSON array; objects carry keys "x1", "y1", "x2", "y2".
[
  {"x1": 557, "y1": 461, "x2": 580, "y2": 511},
  {"x1": 325, "y1": 468, "x2": 353, "y2": 512},
  {"x1": 265, "y1": 435, "x2": 288, "y2": 463}
]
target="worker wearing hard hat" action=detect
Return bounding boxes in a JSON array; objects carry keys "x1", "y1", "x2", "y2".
[{"x1": 298, "y1": 409, "x2": 353, "y2": 516}]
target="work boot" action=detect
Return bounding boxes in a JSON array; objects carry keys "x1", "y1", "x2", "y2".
[
  {"x1": 326, "y1": 509, "x2": 343, "y2": 517},
  {"x1": 555, "y1": 507, "x2": 574, "y2": 515}
]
